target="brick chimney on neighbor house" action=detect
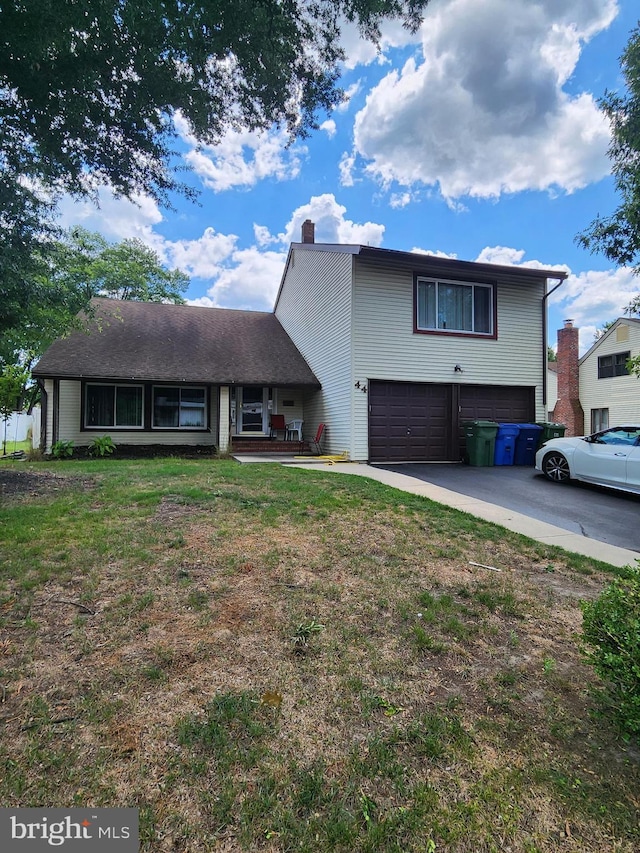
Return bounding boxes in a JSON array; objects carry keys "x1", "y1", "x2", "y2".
[
  {"x1": 301, "y1": 219, "x2": 315, "y2": 244},
  {"x1": 552, "y1": 319, "x2": 584, "y2": 436}
]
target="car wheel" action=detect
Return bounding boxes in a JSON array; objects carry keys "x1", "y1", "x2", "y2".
[{"x1": 542, "y1": 451, "x2": 571, "y2": 483}]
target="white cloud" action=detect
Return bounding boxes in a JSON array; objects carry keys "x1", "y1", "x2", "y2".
[
  {"x1": 390, "y1": 193, "x2": 410, "y2": 209},
  {"x1": 275, "y1": 193, "x2": 385, "y2": 246},
  {"x1": 175, "y1": 115, "x2": 306, "y2": 192},
  {"x1": 353, "y1": 0, "x2": 617, "y2": 200},
  {"x1": 253, "y1": 224, "x2": 276, "y2": 247},
  {"x1": 552, "y1": 266, "x2": 638, "y2": 340},
  {"x1": 162, "y1": 227, "x2": 238, "y2": 280},
  {"x1": 339, "y1": 151, "x2": 357, "y2": 186},
  {"x1": 54, "y1": 185, "x2": 387, "y2": 310},
  {"x1": 339, "y1": 19, "x2": 423, "y2": 70},
  {"x1": 187, "y1": 196, "x2": 386, "y2": 309},
  {"x1": 411, "y1": 247, "x2": 458, "y2": 259},
  {"x1": 57, "y1": 188, "x2": 163, "y2": 243},
  {"x1": 189, "y1": 247, "x2": 288, "y2": 312},
  {"x1": 336, "y1": 81, "x2": 363, "y2": 112},
  {"x1": 320, "y1": 119, "x2": 337, "y2": 137}
]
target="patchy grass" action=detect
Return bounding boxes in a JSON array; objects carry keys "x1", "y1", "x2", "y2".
[{"x1": 0, "y1": 458, "x2": 638, "y2": 852}]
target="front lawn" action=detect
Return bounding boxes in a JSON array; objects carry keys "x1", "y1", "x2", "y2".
[{"x1": 0, "y1": 458, "x2": 638, "y2": 852}]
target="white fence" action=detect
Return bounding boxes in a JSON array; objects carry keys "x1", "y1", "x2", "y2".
[{"x1": 1, "y1": 409, "x2": 40, "y2": 447}]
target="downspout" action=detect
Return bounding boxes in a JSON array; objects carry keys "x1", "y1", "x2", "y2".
[
  {"x1": 542, "y1": 277, "x2": 568, "y2": 410},
  {"x1": 37, "y1": 379, "x2": 47, "y2": 453}
]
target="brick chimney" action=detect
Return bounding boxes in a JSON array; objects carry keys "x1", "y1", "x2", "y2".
[
  {"x1": 552, "y1": 319, "x2": 584, "y2": 436},
  {"x1": 301, "y1": 219, "x2": 315, "y2": 244}
]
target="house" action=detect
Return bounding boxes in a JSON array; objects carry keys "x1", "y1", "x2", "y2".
[
  {"x1": 551, "y1": 317, "x2": 640, "y2": 436},
  {"x1": 274, "y1": 223, "x2": 566, "y2": 461},
  {"x1": 33, "y1": 222, "x2": 567, "y2": 460},
  {"x1": 32, "y1": 300, "x2": 320, "y2": 454}
]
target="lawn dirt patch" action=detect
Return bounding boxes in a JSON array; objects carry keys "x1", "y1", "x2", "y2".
[{"x1": 0, "y1": 460, "x2": 638, "y2": 852}]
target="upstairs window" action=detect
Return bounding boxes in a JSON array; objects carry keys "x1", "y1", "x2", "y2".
[
  {"x1": 597, "y1": 352, "x2": 630, "y2": 378},
  {"x1": 416, "y1": 277, "x2": 494, "y2": 336},
  {"x1": 153, "y1": 387, "x2": 206, "y2": 429},
  {"x1": 85, "y1": 384, "x2": 143, "y2": 428}
]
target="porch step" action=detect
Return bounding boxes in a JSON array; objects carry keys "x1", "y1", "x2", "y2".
[{"x1": 231, "y1": 438, "x2": 310, "y2": 454}]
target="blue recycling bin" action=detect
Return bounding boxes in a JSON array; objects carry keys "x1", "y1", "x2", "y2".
[
  {"x1": 514, "y1": 423, "x2": 542, "y2": 465},
  {"x1": 494, "y1": 423, "x2": 520, "y2": 465}
]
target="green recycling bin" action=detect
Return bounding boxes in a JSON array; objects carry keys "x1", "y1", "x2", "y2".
[
  {"x1": 536, "y1": 422, "x2": 566, "y2": 448},
  {"x1": 462, "y1": 420, "x2": 499, "y2": 466}
]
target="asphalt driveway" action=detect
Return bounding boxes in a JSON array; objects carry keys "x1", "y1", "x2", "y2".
[{"x1": 376, "y1": 463, "x2": 640, "y2": 554}]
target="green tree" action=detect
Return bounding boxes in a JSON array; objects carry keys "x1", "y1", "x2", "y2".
[
  {"x1": 0, "y1": 229, "x2": 189, "y2": 367},
  {"x1": 0, "y1": 1, "x2": 433, "y2": 343},
  {"x1": 577, "y1": 24, "x2": 640, "y2": 376},
  {"x1": 593, "y1": 320, "x2": 616, "y2": 342},
  {"x1": 577, "y1": 24, "x2": 640, "y2": 273}
]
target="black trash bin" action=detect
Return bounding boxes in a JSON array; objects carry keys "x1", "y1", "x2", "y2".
[
  {"x1": 462, "y1": 420, "x2": 498, "y2": 466},
  {"x1": 514, "y1": 423, "x2": 543, "y2": 465}
]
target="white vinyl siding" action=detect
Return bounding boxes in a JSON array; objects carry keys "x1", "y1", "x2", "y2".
[
  {"x1": 272, "y1": 388, "x2": 305, "y2": 427},
  {"x1": 352, "y1": 259, "x2": 547, "y2": 457},
  {"x1": 275, "y1": 249, "x2": 354, "y2": 456},
  {"x1": 52, "y1": 380, "x2": 218, "y2": 449},
  {"x1": 579, "y1": 320, "x2": 640, "y2": 426}
]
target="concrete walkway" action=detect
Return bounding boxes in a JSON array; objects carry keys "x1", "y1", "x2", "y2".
[{"x1": 234, "y1": 454, "x2": 638, "y2": 569}]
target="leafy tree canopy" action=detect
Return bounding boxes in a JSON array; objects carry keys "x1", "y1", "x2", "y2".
[
  {"x1": 577, "y1": 24, "x2": 640, "y2": 273},
  {"x1": 0, "y1": 228, "x2": 188, "y2": 367},
  {"x1": 1, "y1": 1, "x2": 430, "y2": 204},
  {"x1": 0, "y1": 1, "x2": 432, "y2": 343}
]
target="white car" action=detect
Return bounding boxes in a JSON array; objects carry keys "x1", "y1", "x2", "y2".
[{"x1": 535, "y1": 425, "x2": 640, "y2": 495}]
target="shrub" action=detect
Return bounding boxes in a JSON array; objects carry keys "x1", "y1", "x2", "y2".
[
  {"x1": 51, "y1": 440, "x2": 74, "y2": 459},
  {"x1": 581, "y1": 564, "x2": 640, "y2": 741},
  {"x1": 88, "y1": 435, "x2": 116, "y2": 457}
]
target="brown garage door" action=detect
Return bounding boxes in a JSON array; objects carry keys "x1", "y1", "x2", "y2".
[
  {"x1": 459, "y1": 385, "x2": 534, "y2": 423},
  {"x1": 369, "y1": 381, "x2": 454, "y2": 462},
  {"x1": 458, "y1": 384, "x2": 535, "y2": 460},
  {"x1": 369, "y1": 381, "x2": 535, "y2": 463}
]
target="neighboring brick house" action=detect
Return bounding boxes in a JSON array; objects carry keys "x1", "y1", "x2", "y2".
[{"x1": 34, "y1": 222, "x2": 568, "y2": 460}]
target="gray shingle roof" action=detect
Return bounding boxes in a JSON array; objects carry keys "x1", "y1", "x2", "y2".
[{"x1": 33, "y1": 298, "x2": 320, "y2": 387}]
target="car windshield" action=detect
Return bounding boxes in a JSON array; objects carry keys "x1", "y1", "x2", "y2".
[{"x1": 591, "y1": 427, "x2": 640, "y2": 446}]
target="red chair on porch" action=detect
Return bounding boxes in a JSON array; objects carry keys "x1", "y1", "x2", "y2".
[
  {"x1": 311, "y1": 423, "x2": 325, "y2": 455},
  {"x1": 269, "y1": 414, "x2": 286, "y2": 440}
]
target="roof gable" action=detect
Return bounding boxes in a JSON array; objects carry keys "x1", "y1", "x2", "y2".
[{"x1": 579, "y1": 317, "x2": 640, "y2": 365}]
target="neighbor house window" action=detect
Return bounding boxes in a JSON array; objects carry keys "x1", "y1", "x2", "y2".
[
  {"x1": 597, "y1": 352, "x2": 630, "y2": 378},
  {"x1": 416, "y1": 277, "x2": 494, "y2": 335},
  {"x1": 85, "y1": 384, "x2": 143, "y2": 428},
  {"x1": 153, "y1": 386, "x2": 206, "y2": 428},
  {"x1": 591, "y1": 408, "x2": 609, "y2": 433}
]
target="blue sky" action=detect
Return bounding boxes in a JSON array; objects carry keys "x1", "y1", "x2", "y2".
[{"x1": 58, "y1": 0, "x2": 639, "y2": 355}]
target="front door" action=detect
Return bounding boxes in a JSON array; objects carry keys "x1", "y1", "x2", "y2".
[{"x1": 238, "y1": 387, "x2": 269, "y2": 434}]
